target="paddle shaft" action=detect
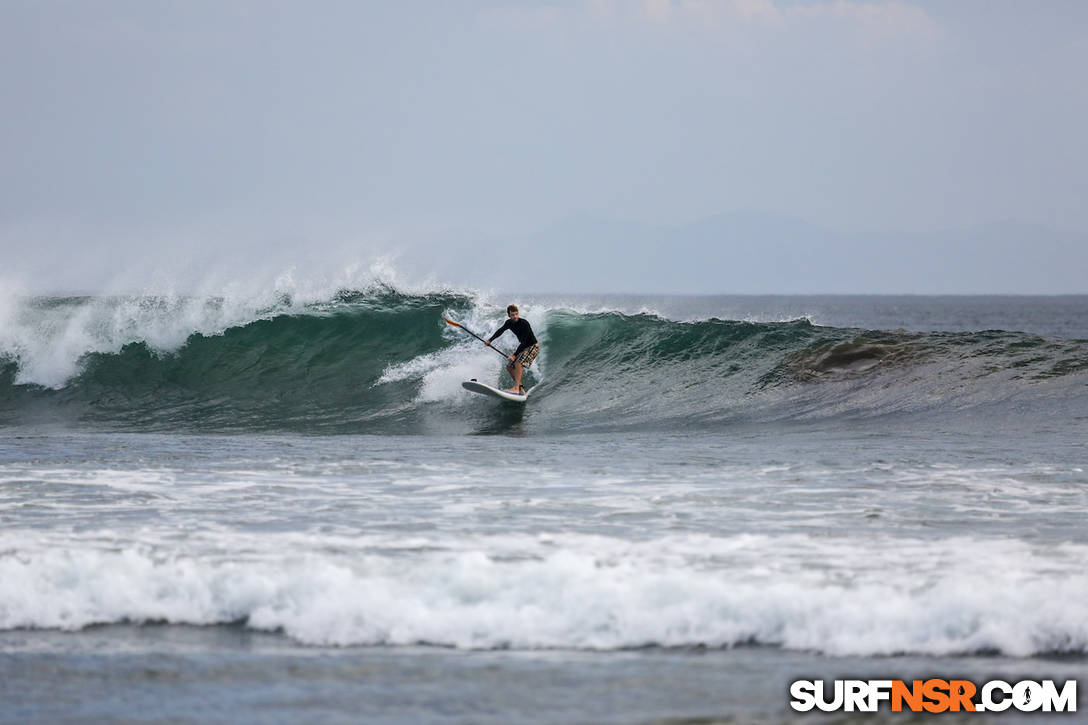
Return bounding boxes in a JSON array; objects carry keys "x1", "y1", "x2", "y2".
[{"x1": 444, "y1": 318, "x2": 512, "y2": 360}]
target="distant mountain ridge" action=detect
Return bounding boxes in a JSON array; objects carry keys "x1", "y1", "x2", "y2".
[{"x1": 496, "y1": 212, "x2": 1087, "y2": 294}]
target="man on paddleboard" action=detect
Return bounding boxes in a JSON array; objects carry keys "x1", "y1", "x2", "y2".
[{"x1": 485, "y1": 305, "x2": 539, "y2": 394}]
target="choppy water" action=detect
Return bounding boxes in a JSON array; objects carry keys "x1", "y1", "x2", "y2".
[{"x1": 1, "y1": 292, "x2": 1086, "y2": 723}]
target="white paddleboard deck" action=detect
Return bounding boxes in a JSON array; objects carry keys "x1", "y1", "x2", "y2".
[{"x1": 462, "y1": 379, "x2": 532, "y2": 402}]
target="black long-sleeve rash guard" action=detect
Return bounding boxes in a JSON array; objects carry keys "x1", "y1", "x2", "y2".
[{"x1": 488, "y1": 318, "x2": 538, "y2": 355}]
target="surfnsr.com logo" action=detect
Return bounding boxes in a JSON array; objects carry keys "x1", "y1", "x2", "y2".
[{"x1": 790, "y1": 679, "x2": 1077, "y2": 713}]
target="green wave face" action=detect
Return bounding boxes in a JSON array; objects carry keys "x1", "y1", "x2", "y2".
[{"x1": 2, "y1": 291, "x2": 1086, "y2": 433}]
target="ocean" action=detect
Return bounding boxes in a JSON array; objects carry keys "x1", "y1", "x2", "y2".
[{"x1": 1, "y1": 291, "x2": 1086, "y2": 724}]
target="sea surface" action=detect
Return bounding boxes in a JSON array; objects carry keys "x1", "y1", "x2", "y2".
[{"x1": 1, "y1": 292, "x2": 1087, "y2": 724}]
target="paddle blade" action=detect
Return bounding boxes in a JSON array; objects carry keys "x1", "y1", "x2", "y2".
[{"x1": 443, "y1": 317, "x2": 463, "y2": 328}]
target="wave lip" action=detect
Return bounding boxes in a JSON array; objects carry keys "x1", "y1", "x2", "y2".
[{"x1": 2, "y1": 536, "x2": 1086, "y2": 657}]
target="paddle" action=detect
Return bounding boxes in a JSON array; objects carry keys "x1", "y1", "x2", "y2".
[{"x1": 443, "y1": 317, "x2": 512, "y2": 359}]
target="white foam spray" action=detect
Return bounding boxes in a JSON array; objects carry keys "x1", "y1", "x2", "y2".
[{"x1": 0, "y1": 261, "x2": 464, "y2": 389}]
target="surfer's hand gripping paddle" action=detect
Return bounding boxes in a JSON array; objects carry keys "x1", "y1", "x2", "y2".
[{"x1": 443, "y1": 317, "x2": 512, "y2": 360}]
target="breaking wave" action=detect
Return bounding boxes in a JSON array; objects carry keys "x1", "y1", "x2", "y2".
[
  {"x1": 2, "y1": 533, "x2": 1086, "y2": 656},
  {"x1": 2, "y1": 287, "x2": 1086, "y2": 432}
]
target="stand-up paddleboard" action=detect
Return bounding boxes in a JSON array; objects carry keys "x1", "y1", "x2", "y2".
[{"x1": 462, "y1": 379, "x2": 532, "y2": 403}]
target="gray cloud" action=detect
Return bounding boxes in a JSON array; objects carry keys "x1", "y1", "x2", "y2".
[{"x1": 1, "y1": 1, "x2": 1085, "y2": 294}]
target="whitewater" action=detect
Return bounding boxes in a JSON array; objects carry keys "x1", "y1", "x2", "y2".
[{"x1": 2, "y1": 289, "x2": 1087, "y2": 724}]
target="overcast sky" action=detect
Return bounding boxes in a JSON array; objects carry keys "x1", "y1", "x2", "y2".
[{"x1": 2, "y1": 1, "x2": 1086, "y2": 294}]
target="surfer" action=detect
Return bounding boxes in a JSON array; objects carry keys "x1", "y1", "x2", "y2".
[{"x1": 485, "y1": 305, "x2": 539, "y2": 394}]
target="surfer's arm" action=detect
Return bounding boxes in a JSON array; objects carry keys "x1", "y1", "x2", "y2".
[{"x1": 487, "y1": 320, "x2": 511, "y2": 343}]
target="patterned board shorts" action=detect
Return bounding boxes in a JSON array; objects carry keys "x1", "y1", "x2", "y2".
[{"x1": 512, "y1": 343, "x2": 540, "y2": 368}]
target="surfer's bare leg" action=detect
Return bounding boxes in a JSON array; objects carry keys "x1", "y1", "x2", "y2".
[{"x1": 506, "y1": 360, "x2": 523, "y2": 393}]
